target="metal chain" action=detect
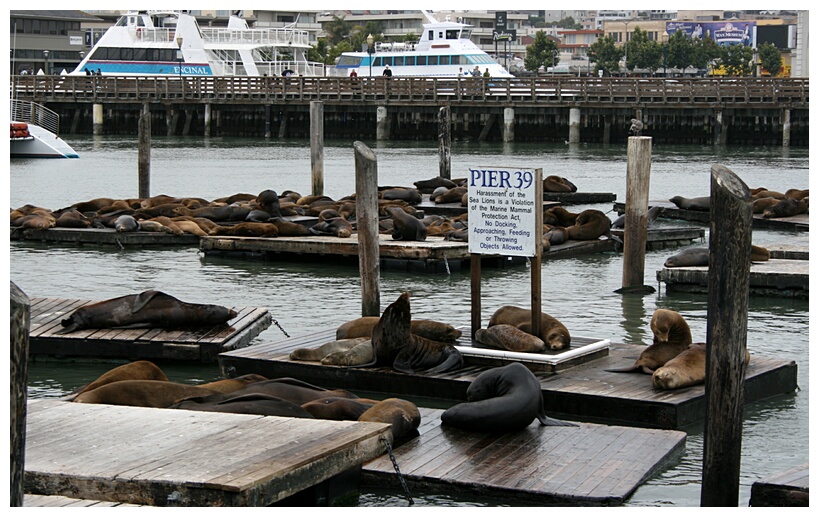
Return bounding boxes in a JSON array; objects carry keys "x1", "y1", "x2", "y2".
[
  {"x1": 271, "y1": 318, "x2": 290, "y2": 338},
  {"x1": 380, "y1": 437, "x2": 413, "y2": 506}
]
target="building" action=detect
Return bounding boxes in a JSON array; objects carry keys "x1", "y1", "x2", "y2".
[{"x1": 10, "y1": 10, "x2": 102, "y2": 75}]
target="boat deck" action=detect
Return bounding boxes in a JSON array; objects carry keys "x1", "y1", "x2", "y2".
[
  {"x1": 613, "y1": 201, "x2": 809, "y2": 231},
  {"x1": 749, "y1": 463, "x2": 809, "y2": 507},
  {"x1": 28, "y1": 297, "x2": 272, "y2": 362},
  {"x1": 24, "y1": 399, "x2": 391, "y2": 507},
  {"x1": 217, "y1": 328, "x2": 798, "y2": 430}
]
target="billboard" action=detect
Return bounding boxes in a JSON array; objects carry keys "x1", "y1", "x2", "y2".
[{"x1": 665, "y1": 21, "x2": 756, "y2": 46}]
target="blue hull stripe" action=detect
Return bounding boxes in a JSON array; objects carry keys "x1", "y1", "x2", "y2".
[{"x1": 82, "y1": 61, "x2": 214, "y2": 76}]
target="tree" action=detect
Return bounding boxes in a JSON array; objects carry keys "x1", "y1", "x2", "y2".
[
  {"x1": 322, "y1": 15, "x2": 351, "y2": 46},
  {"x1": 524, "y1": 31, "x2": 559, "y2": 72},
  {"x1": 588, "y1": 35, "x2": 622, "y2": 76},
  {"x1": 716, "y1": 43, "x2": 754, "y2": 76},
  {"x1": 758, "y1": 42, "x2": 783, "y2": 76},
  {"x1": 626, "y1": 27, "x2": 663, "y2": 74},
  {"x1": 691, "y1": 36, "x2": 721, "y2": 73},
  {"x1": 665, "y1": 29, "x2": 694, "y2": 71}
]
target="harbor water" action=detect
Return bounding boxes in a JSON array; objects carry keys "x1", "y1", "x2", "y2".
[{"x1": 8, "y1": 136, "x2": 810, "y2": 507}]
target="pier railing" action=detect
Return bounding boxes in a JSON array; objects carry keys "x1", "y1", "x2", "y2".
[{"x1": 10, "y1": 75, "x2": 808, "y2": 108}]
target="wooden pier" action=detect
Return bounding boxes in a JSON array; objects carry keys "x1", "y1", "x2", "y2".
[
  {"x1": 362, "y1": 407, "x2": 686, "y2": 506},
  {"x1": 656, "y1": 258, "x2": 809, "y2": 299},
  {"x1": 11, "y1": 227, "x2": 200, "y2": 247},
  {"x1": 613, "y1": 201, "x2": 809, "y2": 232},
  {"x1": 24, "y1": 495, "x2": 144, "y2": 507},
  {"x1": 218, "y1": 329, "x2": 798, "y2": 430},
  {"x1": 28, "y1": 297, "x2": 272, "y2": 362},
  {"x1": 749, "y1": 464, "x2": 809, "y2": 507},
  {"x1": 610, "y1": 226, "x2": 705, "y2": 251},
  {"x1": 24, "y1": 399, "x2": 391, "y2": 507}
]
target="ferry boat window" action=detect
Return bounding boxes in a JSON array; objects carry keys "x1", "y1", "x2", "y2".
[
  {"x1": 428, "y1": 30, "x2": 434, "y2": 40},
  {"x1": 120, "y1": 48, "x2": 133, "y2": 61},
  {"x1": 453, "y1": 56, "x2": 467, "y2": 65},
  {"x1": 393, "y1": 56, "x2": 405, "y2": 66},
  {"x1": 438, "y1": 32, "x2": 444, "y2": 39},
  {"x1": 133, "y1": 48, "x2": 147, "y2": 61},
  {"x1": 462, "y1": 28, "x2": 472, "y2": 39},
  {"x1": 89, "y1": 48, "x2": 106, "y2": 60},
  {"x1": 337, "y1": 55, "x2": 363, "y2": 67},
  {"x1": 440, "y1": 55, "x2": 451, "y2": 65},
  {"x1": 405, "y1": 56, "x2": 416, "y2": 66},
  {"x1": 428, "y1": 56, "x2": 439, "y2": 65},
  {"x1": 416, "y1": 56, "x2": 426, "y2": 66},
  {"x1": 446, "y1": 30, "x2": 459, "y2": 39}
]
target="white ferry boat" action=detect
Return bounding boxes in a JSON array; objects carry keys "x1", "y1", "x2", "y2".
[
  {"x1": 10, "y1": 100, "x2": 78, "y2": 159},
  {"x1": 70, "y1": 10, "x2": 325, "y2": 77},
  {"x1": 334, "y1": 11, "x2": 513, "y2": 78}
]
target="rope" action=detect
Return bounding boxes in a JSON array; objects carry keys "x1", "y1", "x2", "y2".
[
  {"x1": 271, "y1": 318, "x2": 290, "y2": 338},
  {"x1": 380, "y1": 437, "x2": 413, "y2": 506},
  {"x1": 443, "y1": 257, "x2": 450, "y2": 275}
]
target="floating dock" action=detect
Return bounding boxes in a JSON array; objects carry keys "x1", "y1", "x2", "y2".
[
  {"x1": 542, "y1": 191, "x2": 617, "y2": 204},
  {"x1": 749, "y1": 464, "x2": 809, "y2": 507},
  {"x1": 362, "y1": 407, "x2": 685, "y2": 506},
  {"x1": 656, "y1": 258, "x2": 809, "y2": 299},
  {"x1": 28, "y1": 297, "x2": 272, "y2": 362},
  {"x1": 24, "y1": 399, "x2": 391, "y2": 507},
  {"x1": 610, "y1": 226, "x2": 705, "y2": 251},
  {"x1": 10, "y1": 227, "x2": 200, "y2": 247},
  {"x1": 218, "y1": 329, "x2": 798, "y2": 430},
  {"x1": 612, "y1": 201, "x2": 809, "y2": 231}
]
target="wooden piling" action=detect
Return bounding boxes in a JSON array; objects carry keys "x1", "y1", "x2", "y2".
[
  {"x1": 138, "y1": 105, "x2": 151, "y2": 199},
  {"x1": 782, "y1": 108, "x2": 791, "y2": 147},
  {"x1": 354, "y1": 141, "x2": 380, "y2": 317},
  {"x1": 10, "y1": 281, "x2": 30, "y2": 507},
  {"x1": 621, "y1": 136, "x2": 652, "y2": 290},
  {"x1": 204, "y1": 103, "x2": 212, "y2": 137},
  {"x1": 310, "y1": 101, "x2": 325, "y2": 196},
  {"x1": 700, "y1": 164, "x2": 753, "y2": 507},
  {"x1": 437, "y1": 106, "x2": 451, "y2": 179}
]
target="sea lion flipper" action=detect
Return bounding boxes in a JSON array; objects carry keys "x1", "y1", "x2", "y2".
[
  {"x1": 537, "y1": 414, "x2": 578, "y2": 427},
  {"x1": 604, "y1": 364, "x2": 644, "y2": 373},
  {"x1": 56, "y1": 320, "x2": 80, "y2": 334},
  {"x1": 423, "y1": 348, "x2": 464, "y2": 374},
  {"x1": 392, "y1": 353, "x2": 416, "y2": 374}
]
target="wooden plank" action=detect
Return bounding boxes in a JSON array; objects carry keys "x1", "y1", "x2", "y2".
[{"x1": 750, "y1": 463, "x2": 809, "y2": 507}]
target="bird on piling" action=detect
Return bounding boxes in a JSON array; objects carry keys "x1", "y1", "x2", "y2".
[{"x1": 629, "y1": 118, "x2": 644, "y2": 136}]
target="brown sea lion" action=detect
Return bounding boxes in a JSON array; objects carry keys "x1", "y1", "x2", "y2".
[
  {"x1": 209, "y1": 221, "x2": 279, "y2": 237},
  {"x1": 147, "y1": 216, "x2": 184, "y2": 235},
  {"x1": 441, "y1": 363, "x2": 575, "y2": 433},
  {"x1": 134, "y1": 203, "x2": 186, "y2": 219},
  {"x1": 136, "y1": 220, "x2": 174, "y2": 234},
  {"x1": 73, "y1": 380, "x2": 222, "y2": 408},
  {"x1": 196, "y1": 373, "x2": 268, "y2": 394},
  {"x1": 606, "y1": 308, "x2": 692, "y2": 374},
  {"x1": 302, "y1": 396, "x2": 378, "y2": 421},
  {"x1": 309, "y1": 217, "x2": 353, "y2": 238},
  {"x1": 55, "y1": 210, "x2": 92, "y2": 228},
  {"x1": 762, "y1": 198, "x2": 807, "y2": 219},
  {"x1": 432, "y1": 186, "x2": 468, "y2": 204},
  {"x1": 321, "y1": 340, "x2": 375, "y2": 366},
  {"x1": 367, "y1": 292, "x2": 464, "y2": 374},
  {"x1": 784, "y1": 188, "x2": 809, "y2": 201},
  {"x1": 65, "y1": 360, "x2": 169, "y2": 400},
  {"x1": 336, "y1": 317, "x2": 462, "y2": 342},
  {"x1": 170, "y1": 393, "x2": 315, "y2": 418},
  {"x1": 14, "y1": 214, "x2": 56, "y2": 229},
  {"x1": 543, "y1": 206, "x2": 580, "y2": 227},
  {"x1": 751, "y1": 190, "x2": 785, "y2": 200},
  {"x1": 140, "y1": 195, "x2": 179, "y2": 209},
  {"x1": 381, "y1": 187, "x2": 422, "y2": 205},
  {"x1": 543, "y1": 175, "x2": 578, "y2": 193},
  {"x1": 386, "y1": 206, "x2": 427, "y2": 241},
  {"x1": 290, "y1": 337, "x2": 371, "y2": 362},
  {"x1": 652, "y1": 343, "x2": 751, "y2": 390},
  {"x1": 475, "y1": 324, "x2": 546, "y2": 353},
  {"x1": 752, "y1": 197, "x2": 782, "y2": 214},
  {"x1": 57, "y1": 290, "x2": 237, "y2": 334},
  {"x1": 200, "y1": 377, "x2": 360, "y2": 406},
  {"x1": 488, "y1": 306, "x2": 571, "y2": 351},
  {"x1": 269, "y1": 217, "x2": 312, "y2": 236},
  {"x1": 669, "y1": 195, "x2": 710, "y2": 211},
  {"x1": 169, "y1": 219, "x2": 208, "y2": 236},
  {"x1": 71, "y1": 197, "x2": 117, "y2": 213},
  {"x1": 566, "y1": 209, "x2": 614, "y2": 241},
  {"x1": 358, "y1": 398, "x2": 422, "y2": 443}
]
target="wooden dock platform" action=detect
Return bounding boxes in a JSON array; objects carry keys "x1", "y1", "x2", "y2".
[
  {"x1": 610, "y1": 226, "x2": 705, "y2": 251},
  {"x1": 613, "y1": 201, "x2": 809, "y2": 232},
  {"x1": 24, "y1": 494, "x2": 145, "y2": 507},
  {"x1": 362, "y1": 407, "x2": 685, "y2": 506},
  {"x1": 217, "y1": 329, "x2": 798, "y2": 430},
  {"x1": 24, "y1": 399, "x2": 391, "y2": 507},
  {"x1": 10, "y1": 227, "x2": 200, "y2": 247},
  {"x1": 542, "y1": 191, "x2": 617, "y2": 204},
  {"x1": 749, "y1": 463, "x2": 809, "y2": 507},
  {"x1": 28, "y1": 297, "x2": 273, "y2": 362},
  {"x1": 656, "y1": 258, "x2": 809, "y2": 299}
]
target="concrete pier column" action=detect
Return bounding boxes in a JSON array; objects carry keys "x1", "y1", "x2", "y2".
[
  {"x1": 568, "y1": 107, "x2": 581, "y2": 143},
  {"x1": 713, "y1": 110, "x2": 727, "y2": 145},
  {"x1": 782, "y1": 109, "x2": 791, "y2": 147},
  {"x1": 263, "y1": 104, "x2": 271, "y2": 138},
  {"x1": 502, "y1": 107, "x2": 515, "y2": 142},
  {"x1": 376, "y1": 106, "x2": 390, "y2": 140},
  {"x1": 603, "y1": 115, "x2": 612, "y2": 144},
  {"x1": 204, "y1": 103, "x2": 212, "y2": 137},
  {"x1": 92, "y1": 103, "x2": 104, "y2": 135}
]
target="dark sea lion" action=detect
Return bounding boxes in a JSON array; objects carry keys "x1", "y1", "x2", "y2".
[
  {"x1": 57, "y1": 289, "x2": 237, "y2": 334},
  {"x1": 368, "y1": 292, "x2": 464, "y2": 374},
  {"x1": 381, "y1": 187, "x2": 422, "y2": 204},
  {"x1": 196, "y1": 373, "x2": 268, "y2": 394},
  {"x1": 309, "y1": 217, "x2": 353, "y2": 238},
  {"x1": 270, "y1": 217, "x2": 312, "y2": 236},
  {"x1": 566, "y1": 209, "x2": 614, "y2": 241},
  {"x1": 543, "y1": 226, "x2": 569, "y2": 246},
  {"x1": 317, "y1": 208, "x2": 342, "y2": 221},
  {"x1": 71, "y1": 197, "x2": 117, "y2": 213},
  {"x1": 66, "y1": 360, "x2": 169, "y2": 400},
  {"x1": 669, "y1": 195, "x2": 710, "y2": 211},
  {"x1": 762, "y1": 197, "x2": 807, "y2": 219},
  {"x1": 414, "y1": 176, "x2": 457, "y2": 193},
  {"x1": 433, "y1": 186, "x2": 468, "y2": 204},
  {"x1": 73, "y1": 380, "x2": 222, "y2": 408},
  {"x1": 543, "y1": 206, "x2": 579, "y2": 227},
  {"x1": 606, "y1": 308, "x2": 692, "y2": 374},
  {"x1": 543, "y1": 175, "x2": 578, "y2": 193},
  {"x1": 336, "y1": 316, "x2": 462, "y2": 342},
  {"x1": 245, "y1": 209, "x2": 273, "y2": 222},
  {"x1": 358, "y1": 398, "x2": 422, "y2": 443},
  {"x1": 302, "y1": 396, "x2": 378, "y2": 421},
  {"x1": 488, "y1": 306, "x2": 571, "y2": 351},
  {"x1": 55, "y1": 210, "x2": 92, "y2": 228},
  {"x1": 321, "y1": 340, "x2": 375, "y2": 366},
  {"x1": 171, "y1": 393, "x2": 315, "y2": 418},
  {"x1": 175, "y1": 205, "x2": 251, "y2": 222},
  {"x1": 205, "y1": 377, "x2": 360, "y2": 405},
  {"x1": 611, "y1": 205, "x2": 662, "y2": 229},
  {"x1": 290, "y1": 337, "x2": 371, "y2": 362},
  {"x1": 256, "y1": 189, "x2": 283, "y2": 218},
  {"x1": 752, "y1": 197, "x2": 782, "y2": 214},
  {"x1": 209, "y1": 221, "x2": 279, "y2": 237},
  {"x1": 386, "y1": 206, "x2": 427, "y2": 241},
  {"x1": 134, "y1": 203, "x2": 187, "y2": 219},
  {"x1": 441, "y1": 363, "x2": 575, "y2": 433},
  {"x1": 476, "y1": 324, "x2": 546, "y2": 353}
]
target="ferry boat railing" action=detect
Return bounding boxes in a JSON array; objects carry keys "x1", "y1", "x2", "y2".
[
  {"x1": 133, "y1": 27, "x2": 175, "y2": 43},
  {"x1": 200, "y1": 27, "x2": 311, "y2": 47},
  {"x1": 10, "y1": 99, "x2": 61, "y2": 135},
  {"x1": 10, "y1": 75, "x2": 809, "y2": 107}
]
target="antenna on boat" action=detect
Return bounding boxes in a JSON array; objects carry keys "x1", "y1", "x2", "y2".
[{"x1": 420, "y1": 10, "x2": 438, "y2": 24}]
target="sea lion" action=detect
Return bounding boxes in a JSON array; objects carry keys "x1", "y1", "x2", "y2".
[
  {"x1": 784, "y1": 188, "x2": 809, "y2": 201},
  {"x1": 669, "y1": 195, "x2": 710, "y2": 211},
  {"x1": 57, "y1": 289, "x2": 237, "y2": 334},
  {"x1": 147, "y1": 216, "x2": 184, "y2": 235},
  {"x1": 752, "y1": 197, "x2": 782, "y2": 214},
  {"x1": 255, "y1": 189, "x2": 283, "y2": 218},
  {"x1": 611, "y1": 205, "x2": 662, "y2": 229},
  {"x1": 543, "y1": 175, "x2": 578, "y2": 193},
  {"x1": 606, "y1": 308, "x2": 692, "y2": 374},
  {"x1": 196, "y1": 373, "x2": 268, "y2": 394},
  {"x1": 543, "y1": 226, "x2": 569, "y2": 246},
  {"x1": 762, "y1": 198, "x2": 807, "y2": 219},
  {"x1": 336, "y1": 317, "x2": 462, "y2": 342},
  {"x1": 290, "y1": 337, "x2": 371, "y2": 362},
  {"x1": 269, "y1": 217, "x2": 312, "y2": 236},
  {"x1": 358, "y1": 398, "x2": 422, "y2": 443},
  {"x1": 652, "y1": 344, "x2": 751, "y2": 390},
  {"x1": 367, "y1": 292, "x2": 464, "y2": 374},
  {"x1": 65, "y1": 360, "x2": 169, "y2": 400},
  {"x1": 432, "y1": 186, "x2": 468, "y2": 204},
  {"x1": 309, "y1": 217, "x2": 353, "y2": 238},
  {"x1": 245, "y1": 209, "x2": 273, "y2": 222},
  {"x1": 55, "y1": 210, "x2": 92, "y2": 228},
  {"x1": 413, "y1": 176, "x2": 457, "y2": 193},
  {"x1": 171, "y1": 219, "x2": 208, "y2": 236},
  {"x1": 441, "y1": 363, "x2": 575, "y2": 433},
  {"x1": 171, "y1": 393, "x2": 315, "y2": 418},
  {"x1": 321, "y1": 340, "x2": 375, "y2": 366},
  {"x1": 566, "y1": 209, "x2": 615, "y2": 241},
  {"x1": 201, "y1": 377, "x2": 360, "y2": 406},
  {"x1": 543, "y1": 206, "x2": 579, "y2": 227},
  {"x1": 664, "y1": 245, "x2": 770, "y2": 267},
  {"x1": 136, "y1": 220, "x2": 174, "y2": 234},
  {"x1": 386, "y1": 207, "x2": 427, "y2": 241},
  {"x1": 175, "y1": 205, "x2": 251, "y2": 222},
  {"x1": 475, "y1": 324, "x2": 546, "y2": 353},
  {"x1": 14, "y1": 214, "x2": 56, "y2": 230},
  {"x1": 488, "y1": 306, "x2": 571, "y2": 351},
  {"x1": 73, "y1": 380, "x2": 222, "y2": 408},
  {"x1": 302, "y1": 396, "x2": 378, "y2": 421},
  {"x1": 209, "y1": 221, "x2": 279, "y2": 237},
  {"x1": 381, "y1": 187, "x2": 422, "y2": 204}
]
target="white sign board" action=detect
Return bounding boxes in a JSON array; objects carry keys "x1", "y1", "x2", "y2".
[{"x1": 467, "y1": 166, "x2": 540, "y2": 257}]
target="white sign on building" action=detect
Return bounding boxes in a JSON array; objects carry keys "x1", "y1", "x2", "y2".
[{"x1": 467, "y1": 166, "x2": 541, "y2": 257}]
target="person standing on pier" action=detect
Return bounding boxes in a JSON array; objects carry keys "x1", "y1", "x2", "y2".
[{"x1": 382, "y1": 64, "x2": 392, "y2": 77}]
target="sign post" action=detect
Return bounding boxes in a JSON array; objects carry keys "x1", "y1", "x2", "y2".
[{"x1": 468, "y1": 166, "x2": 543, "y2": 339}]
